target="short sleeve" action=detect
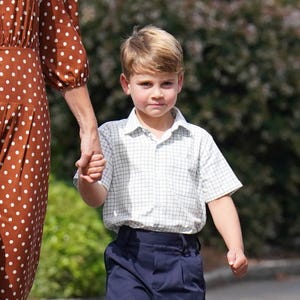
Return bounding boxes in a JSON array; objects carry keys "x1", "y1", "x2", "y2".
[
  {"x1": 39, "y1": 0, "x2": 89, "y2": 90},
  {"x1": 199, "y1": 134, "x2": 242, "y2": 203},
  {"x1": 98, "y1": 124, "x2": 114, "y2": 191}
]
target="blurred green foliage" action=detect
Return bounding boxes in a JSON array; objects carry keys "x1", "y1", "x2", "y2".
[
  {"x1": 48, "y1": 0, "x2": 299, "y2": 262},
  {"x1": 29, "y1": 176, "x2": 111, "y2": 299}
]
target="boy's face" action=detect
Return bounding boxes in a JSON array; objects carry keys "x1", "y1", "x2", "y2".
[{"x1": 120, "y1": 72, "x2": 183, "y2": 121}]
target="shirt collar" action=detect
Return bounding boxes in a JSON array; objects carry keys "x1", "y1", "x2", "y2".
[
  {"x1": 170, "y1": 107, "x2": 190, "y2": 134},
  {"x1": 123, "y1": 108, "x2": 142, "y2": 135},
  {"x1": 124, "y1": 107, "x2": 191, "y2": 136}
]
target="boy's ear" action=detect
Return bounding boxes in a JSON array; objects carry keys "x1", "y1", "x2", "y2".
[
  {"x1": 120, "y1": 73, "x2": 131, "y2": 95},
  {"x1": 177, "y1": 72, "x2": 184, "y2": 93}
]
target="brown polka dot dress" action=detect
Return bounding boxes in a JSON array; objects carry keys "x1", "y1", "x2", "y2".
[{"x1": 0, "y1": 1, "x2": 89, "y2": 299}]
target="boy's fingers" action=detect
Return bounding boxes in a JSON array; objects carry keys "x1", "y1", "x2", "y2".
[
  {"x1": 233, "y1": 263, "x2": 248, "y2": 278},
  {"x1": 90, "y1": 154, "x2": 104, "y2": 161},
  {"x1": 229, "y1": 254, "x2": 248, "y2": 278},
  {"x1": 89, "y1": 172, "x2": 103, "y2": 180},
  {"x1": 80, "y1": 172, "x2": 103, "y2": 183},
  {"x1": 79, "y1": 174, "x2": 94, "y2": 183},
  {"x1": 86, "y1": 167, "x2": 105, "y2": 176},
  {"x1": 227, "y1": 250, "x2": 236, "y2": 266},
  {"x1": 89, "y1": 159, "x2": 106, "y2": 169}
]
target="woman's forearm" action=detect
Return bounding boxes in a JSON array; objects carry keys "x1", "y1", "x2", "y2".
[
  {"x1": 62, "y1": 85, "x2": 102, "y2": 170},
  {"x1": 63, "y1": 85, "x2": 98, "y2": 135}
]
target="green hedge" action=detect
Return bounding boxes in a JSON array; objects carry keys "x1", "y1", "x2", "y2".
[
  {"x1": 48, "y1": 0, "x2": 300, "y2": 257},
  {"x1": 29, "y1": 176, "x2": 111, "y2": 299}
]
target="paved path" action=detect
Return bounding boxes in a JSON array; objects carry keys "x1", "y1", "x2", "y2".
[
  {"x1": 206, "y1": 275, "x2": 300, "y2": 300},
  {"x1": 49, "y1": 259, "x2": 300, "y2": 300},
  {"x1": 54, "y1": 276, "x2": 300, "y2": 300}
]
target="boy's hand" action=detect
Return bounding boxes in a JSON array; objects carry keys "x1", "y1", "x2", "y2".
[
  {"x1": 227, "y1": 249, "x2": 248, "y2": 278},
  {"x1": 77, "y1": 153, "x2": 106, "y2": 183}
]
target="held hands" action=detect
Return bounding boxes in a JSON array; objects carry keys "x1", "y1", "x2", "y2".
[
  {"x1": 76, "y1": 153, "x2": 106, "y2": 183},
  {"x1": 75, "y1": 128, "x2": 105, "y2": 182},
  {"x1": 227, "y1": 249, "x2": 248, "y2": 278}
]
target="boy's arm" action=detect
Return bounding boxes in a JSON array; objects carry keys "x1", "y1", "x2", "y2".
[
  {"x1": 207, "y1": 195, "x2": 248, "y2": 278},
  {"x1": 77, "y1": 175, "x2": 107, "y2": 208}
]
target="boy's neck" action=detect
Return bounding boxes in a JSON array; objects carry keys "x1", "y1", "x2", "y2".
[{"x1": 135, "y1": 109, "x2": 175, "y2": 138}]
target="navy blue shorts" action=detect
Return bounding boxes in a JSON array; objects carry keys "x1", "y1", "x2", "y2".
[{"x1": 104, "y1": 226, "x2": 206, "y2": 300}]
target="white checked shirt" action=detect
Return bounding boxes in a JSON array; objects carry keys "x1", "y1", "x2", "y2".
[{"x1": 84, "y1": 107, "x2": 242, "y2": 234}]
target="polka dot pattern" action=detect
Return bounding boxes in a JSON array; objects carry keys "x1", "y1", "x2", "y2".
[{"x1": 0, "y1": 1, "x2": 89, "y2": 299}]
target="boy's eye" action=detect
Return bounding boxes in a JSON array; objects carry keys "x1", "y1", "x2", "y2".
[
  {"x1": 137, "y1": 80, "x2": 174, "y2": 87},
  {"x1": 140, "y1": 81, "x2": 152, "y2": 87},
  {"x1": 162, "y1": 81, "x2": 174, "y2": 87}
]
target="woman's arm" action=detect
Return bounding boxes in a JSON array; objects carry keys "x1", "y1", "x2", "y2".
[
  {"x1": 207, "y1": 195, "x2": 248, "y2": 278},
  {"x1": 63, "y1": 85, "x2": 103, "y2": 182},
  {"x1": 40, "y1": 2, "x2": 103, "y2": 182}
]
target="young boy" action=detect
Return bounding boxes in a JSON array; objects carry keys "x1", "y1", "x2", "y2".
[{"x1": 75, "y1": 25, "x2": 248, "y2": 300}]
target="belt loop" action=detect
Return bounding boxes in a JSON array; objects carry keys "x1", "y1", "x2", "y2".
[
  {"x1": 196, "y1": 237, "x2": 201, "y2": 252},
  {"x1": 117, "y1": 226, "x2": 131, "y2": 246},
  {"x1": 180, "y1": 234, "x2": 190, "y2": 256}
]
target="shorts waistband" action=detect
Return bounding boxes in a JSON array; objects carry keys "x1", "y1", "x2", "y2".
[{"x1": 117, "y1": 226, "x2": 200, "y2": 252}]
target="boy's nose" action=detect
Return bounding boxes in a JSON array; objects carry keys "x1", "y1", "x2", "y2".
[{"x1": 152, "y1": 87, "x2": 163, "y2": 98}]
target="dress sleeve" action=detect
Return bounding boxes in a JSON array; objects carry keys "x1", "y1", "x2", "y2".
[{"x1": 39, "y1": 0, "x2": 89, "y2": 91}]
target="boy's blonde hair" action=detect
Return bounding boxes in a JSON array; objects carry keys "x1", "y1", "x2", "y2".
[{"x1": 120, "y1": 25, "x2": 184, "y2": 78}]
